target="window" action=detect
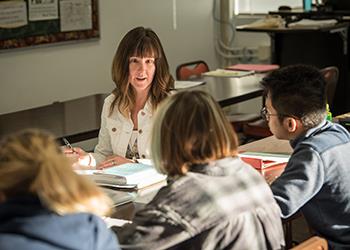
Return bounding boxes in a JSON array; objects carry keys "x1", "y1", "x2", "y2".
[{"x1": 235, "y1": 0, "x2": 301, "y2": 14}]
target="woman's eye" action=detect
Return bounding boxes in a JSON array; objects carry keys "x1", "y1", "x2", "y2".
[
  {"x1": 130, "y1": 58, "x2": 138, "y2": 63},
  {"x1": 146, "y1": 59, "x2": 155, "y2": 64}
]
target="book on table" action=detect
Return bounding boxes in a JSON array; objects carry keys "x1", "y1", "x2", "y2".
[
  {"x1": 78, "y1": 161, "x2": 167, "y2": 190},
  {"x1": 239, "y1": 151, "x2": 289, "y2": 170},
  {"x1": 100, "y1": 187, "x2": 135, "y2": 207}
]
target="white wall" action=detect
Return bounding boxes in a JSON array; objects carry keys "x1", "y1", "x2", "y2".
[{"x1": 0, "y1": 0, "x2": 217, "y2": 114}]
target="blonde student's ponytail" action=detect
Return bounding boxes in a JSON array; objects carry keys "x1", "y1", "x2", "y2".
[{"x1": 0, "y1": 129, "x2": 112, "y2": 216}]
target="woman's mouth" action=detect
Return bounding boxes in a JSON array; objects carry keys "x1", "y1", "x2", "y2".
[{"x1": 136, "y1": 77, "x2": 147, "y2": 81}]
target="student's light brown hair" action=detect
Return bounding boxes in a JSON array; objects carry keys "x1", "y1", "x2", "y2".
[
  {"x1": 111, "y1": 26, "x2": 174, "y2": 117},
  {"x1": 0, "y1": 129, "x2": 112, "y2": 216},
  {"x1": 151, "y1": 90, "x2": 238, "y2": 176}
]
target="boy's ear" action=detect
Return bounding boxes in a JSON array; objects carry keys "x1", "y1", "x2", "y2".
[{"x1": 283, "y1": 117, "x2": 298, "y2": 132}]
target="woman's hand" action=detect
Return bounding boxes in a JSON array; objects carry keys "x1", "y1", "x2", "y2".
[
  {"x1": 63, "y1": 146, "x2": 86, "y2": 156},
  {"x1": 62, "y1": 147, "x2": 94, "y2": 169},
  {"x1": 97, "y1": 155, "x2": 133, "y2": 169}
]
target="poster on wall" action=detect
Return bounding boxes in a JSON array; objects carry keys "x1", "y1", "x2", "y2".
[
  {"x1": 0, "y1": 0, "x2": 99, "y2": 51},
  {"x1": 0, "y1": 1, "x2": 27, "y2": 28},
  {"x1": 60, "y1": 0, "x2": 91, "y2": 32},
  {"x1": 28, "y1": 0, "x2": 58, "y2": 21}
]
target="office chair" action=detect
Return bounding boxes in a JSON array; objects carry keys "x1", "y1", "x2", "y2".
[
  {"x1": 175, "y1": 60, "x2": 260, "y2": 136},
  {"x1": 242, "y1": 66, "x2": 339, "y2": 141},
  {"x1": 320, "y1": 66, "x2": 339, "y2": 109},
  {"x1": 291, "y1": 236, "x2": 328, "y2": 250},
  {"x1": 176, "y1": 60, "x2": 209, "y2": 80}
]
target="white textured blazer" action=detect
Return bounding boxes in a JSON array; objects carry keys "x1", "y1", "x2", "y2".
[{"x1": 91, "y1": 94, "x2": 153, "y2": 165}]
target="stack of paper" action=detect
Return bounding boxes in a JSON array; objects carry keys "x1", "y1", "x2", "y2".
[
  {"x1": 288, "y1": 19, "x2": 338, "y2": 29},
  {"x1": 203, "y1": 69, "x2": 254, "y2": 78},
  {"x1": 175, "y1": 80, "x2": 205, "y2": 89},
  {"x1": 237, "y1": 15, "x2": 284, "y2": 29}
]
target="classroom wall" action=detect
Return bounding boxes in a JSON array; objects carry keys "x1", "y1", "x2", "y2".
[{"x1": 0, "y1": 0, "x2": 217, "y2": 114}]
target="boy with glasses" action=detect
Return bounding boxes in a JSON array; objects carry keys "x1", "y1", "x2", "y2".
[{"x1": 262, "y1": 64, "x2": 350, "y2": 249}]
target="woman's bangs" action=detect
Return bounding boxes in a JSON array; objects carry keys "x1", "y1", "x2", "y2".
[{"x1": 133, "y1": 39, "x2": 159, "y2": 58}]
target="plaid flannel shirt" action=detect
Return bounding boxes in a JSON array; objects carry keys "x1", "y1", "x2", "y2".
[{"x1": 116, "y1": 157, "x2": 284, "y2": 250}]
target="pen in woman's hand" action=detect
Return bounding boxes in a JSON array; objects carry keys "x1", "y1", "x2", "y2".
[{"x1": 62, "y1": 137, "x2": 76, "y2": 153}]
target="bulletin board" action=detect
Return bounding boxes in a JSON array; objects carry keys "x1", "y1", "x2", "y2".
[{"x1": 0, "y1": 0, "x2": 99, "y2": 50}]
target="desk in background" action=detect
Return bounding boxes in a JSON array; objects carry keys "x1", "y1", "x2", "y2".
[
  {"x1": 237, "y1": 22, "x2": 350, "y2": 115},
  {"x1": 0, "y1": 93, "x2": 107, "y2": 143},
  {"x1": 268, "y1": 9, "x2": 350, "y2": 26},
  {"x1": 0, "y1": 74, "x2": 264, "y2": 143},
  {"x1": 195, "y1": 73, "x2": 264, "y2": 107}
]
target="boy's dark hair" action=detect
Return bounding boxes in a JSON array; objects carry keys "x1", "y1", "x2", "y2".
[{"x1": 261, "y1": 64, "x2": 327, "y2": 129}]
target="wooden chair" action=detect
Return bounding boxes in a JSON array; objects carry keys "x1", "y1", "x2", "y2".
[
  {"x1": 242, "y1": 66, "x2": 339, "y2": 141},
  {"x1": 291, "y1": 236, "x2": 328, "y2": 250},
  {"x1": 176, "y1": 60, "x2": 209, "y2": 80}
]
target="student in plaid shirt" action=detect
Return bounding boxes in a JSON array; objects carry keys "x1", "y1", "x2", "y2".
[{"x1": 115, "y1": 90, "x2": 284, "y2": 250}]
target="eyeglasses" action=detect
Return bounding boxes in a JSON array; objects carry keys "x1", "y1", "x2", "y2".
[{"x1": 260, "y1": 107, "x2": 280, "y2": 122}]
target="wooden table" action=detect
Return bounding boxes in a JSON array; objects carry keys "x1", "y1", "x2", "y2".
[
  {"x1": 238, "y1": 135, "x2": 292, "y2": 154},
  {"x1": 239, "y1": 136, "x2": 292, "y2": 185}
]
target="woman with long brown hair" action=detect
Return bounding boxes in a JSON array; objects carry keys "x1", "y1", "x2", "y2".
[{"x1": 70, "y1": 26, "x2": 174, "y2": 169}]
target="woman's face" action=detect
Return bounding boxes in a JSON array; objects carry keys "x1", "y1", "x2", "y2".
[{"x1": 128, "y1": 56, "x2": 156, "y2": 92}]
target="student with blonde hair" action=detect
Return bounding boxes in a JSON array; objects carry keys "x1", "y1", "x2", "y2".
[
  {"x1": 0, "y1": 129, "x2": 119, "y2": 250},
  {"x1": 116, "y1": 90, "x2": 285, "y2": 250}
]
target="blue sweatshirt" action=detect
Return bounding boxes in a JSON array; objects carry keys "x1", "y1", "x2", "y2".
[
  {"x1": 0, "y1": 196, "x2": 119, "y2": 250},
  {"x1": 271, "y1": 120, "x2": 350, "y2": 249}
]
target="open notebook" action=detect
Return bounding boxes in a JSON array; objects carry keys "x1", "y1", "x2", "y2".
[{"x1": 77, "y1": 161, "x2": 166, "y2": 190}]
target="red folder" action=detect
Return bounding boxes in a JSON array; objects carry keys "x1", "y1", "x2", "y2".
[
  {"x1": 240, "y1": 156, "x2": 286, "y2": 170},
  {"x1": 226, "y1": 64, "x2": 279, "y2": 73}
]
